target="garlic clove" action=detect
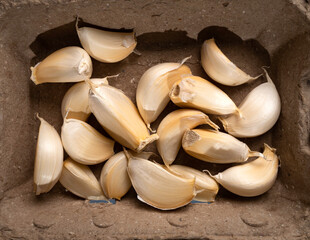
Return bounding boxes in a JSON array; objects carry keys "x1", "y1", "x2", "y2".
[
  {"x1": 127, "y1": 154, "x2": 195, "y2": 210},
  {"x1": 157, "y1": 109, "x2": 219, "y2": 166},
  {"x1": 100, "y1": 151, "x2": 131, "y2": 200},
  {"x1": 182, "y1": 129, "x2": 264, "y2": 164},
  {"x1": 136, "y1": 59, "x2": 192, "y2": 128},
  {"x1": 61, "y1": 78, "x2": 109, "y2": 121},
  {"x1": 88, "y1": 81, "x2": 158, "y2": 152},
  {"x1": 61, "y1": 117, "x2": 114, "y2": 165},
  {"x1": 34, "y1": 115, "x2": 63, "y2": 195},
  {"x1": 59, "y1": 158, "x2": 107, "y2": 200},
  {"x1": 211, "y1": 144, "x2": 278, "y2": 197},
  {"x1": 30, "y1": 47, "x2": 92, "y2": 85},
  {"x1": 166, "y1": 165, "x2": 219, "y2": 203},
  {"x1": 201, "y1": 38, "x2": 261, "y2": 86},
  {"x1": 169, "y1": 75, "x2": 240, "y2": 116},
  {"x1": 77, "y1": 25, "x2": 137, "y2": 63},
  {"x1": 99, "y1": 150, "x2": 151, "y2": 200},
  {"x1": 219, "y1": 69, "x2": 281, "y2": 137}
]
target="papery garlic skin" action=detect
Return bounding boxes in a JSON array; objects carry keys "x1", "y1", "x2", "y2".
[
  {"x1": 59, "y1": 158, "x2": 106, "y2": 200},
  {"x1": 61, "y1": 118, "x2": 114, "y2": 165},
  {"x1": 157, "y1": 109, "x2": 219, "y2": 166},
  {"x1": 127, "y1": 155, "x2": 195, "y2": 210},
  {"x1": 169, "y1": 75, "x2": 240, "y2": 115},
  {"x1": 34, "y1": 116, "x2": 63, "y2": 195},
  {"x1": 100, "y1": 151, "x2": 152, "y2": 200},
  {"x1": 212, "y1": 144, "x2": 278, "y2": 197},
  {"x1": 77, "y1": 26, "x2": 137, "y2": 63},
  {"x1": 61, "y1": 78, "x2": 109, "y2": 121},
  {"x1": 30, "y1": 47, "x2": 92, "y2": 85},
  {"x1": 182, "y1": 129, "x2": 263, "y2": 164},
  {"x1": 167, "y1": 165, "x2": 219, "y2": 203},
  {"x1": 220, "y1": 70, "x2": 281, "y2": 137},
  {"x1": 88, "y1": 83, "x2": 158, "y2": 152},
  {"x1": 136, "y1": 61, "x2": 191, "y2": 128},
  {"x1": 201, "y1": 38, "x2": 260, "y2": 86}
]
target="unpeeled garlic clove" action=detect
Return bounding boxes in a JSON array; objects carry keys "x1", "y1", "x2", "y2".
[
  {"x1": 61, "y1": 117, "x2": 114, "y2": 165},
  {"x1": 126, "y1": 153, "x2": 196, "y2": 210},
  {"x1": 100, "y1": 151, "x2": 152, "y2": 200},
  {"x1": 136, "y1": 59, "x2": 192, "y2": 128},
  {"x1": 157, "y1": 109, "x2": 219, "y2": 166},
  {"x1": 219, "y1": 69, "x2": 281, "y2": 137},
  {"x1": 88, "y1": 81, "x2": 158, "y2": 152},
  {"x1": 182, "y1": 129, "x2": 264, "y2": 164},
  {"x1": 169, "y1": 75, "x2": 240, "y2": 116},
  {"x1": 61, "y1": 78, "x2": 109, "y2": 121},
  {"x1": 34, "y1": 115, "x2": 63, "y2": 195},
  {"x1": 167, "y1": 165, "x2": 219, "y2": 203},
  {"x1": 211, "y1": 144, "x2": 278, "y2": 197},
  {"x1": 59, "y1": 158, "x2": 107, "y2": 200},
  {"x1": 30, "y1": 47, "x2": 92, "y2": 85},
  {"x1": 201, "y1": 38, "x2": 261, "y2": 86},
  {"x1": 77, "y1": 24, "x2": 137, "y2": 63}
]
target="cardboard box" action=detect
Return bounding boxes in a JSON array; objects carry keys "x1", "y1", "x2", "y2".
[{"x1": 0, "y1": 0, "x2": 309, "y2": 239}]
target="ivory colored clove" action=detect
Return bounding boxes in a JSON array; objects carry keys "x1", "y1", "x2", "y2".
[
  {"x1": 88, "y1": 81, "x2": 158, "y2": 152},
  {"x1": 169, "y1": 75, "x2": 240, "y2": 116},
  {"x1": 77, "y1": 24, "x2": 137, "y2": 63},
  {"x1": 59, "y1": 158, "x2": 107, "y2": 200},
  {"x1": 157, "y1": 109, "x2": 219, "y2": 166},
  {"x1": 30, "y1": 46, "x2": 92, "y2": 85},
  {"x1": 182, "y1": 129, "x2": 264, "y2": 164},
  {"x1": 136, "y1": 59, "x2": 192, "y2": 129},
  {"x1": 219, "y1": 69, "x2": 281, "y2": 137},
  {"x1": 167, "y1": 165, "x2": 219, "y2": 203},
  {"x1": 34, "y1": 115, "x2": 63, "y2": 195},
  {"x1": 61, "y1": 117, "x2": 115, "y2": 165},
  {"x1": 61, "y1": 78, "x2": 109, "y2": 121},
  {"x1": 210, "y1": 144, "x2": 278, "y2": 197},
  {"x1": 100, "y1": 151, "x2": 153, "y2": 200},
  {"x1": 126, "y1": 153, "x2": 196, "y2": 210},
  {"x1": 201, "y1": 38, "x2": 261, "y2": 86}
]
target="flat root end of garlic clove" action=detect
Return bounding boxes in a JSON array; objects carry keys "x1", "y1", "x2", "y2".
[
  {"x1": 182, "y1": 130, "x2": 201, "y2": 148},
  {"x1": 30, "y1": 64, "x2": 40, "y2": 85},
  {"x1": 136, "y1": 134, "x2": 159, "y2": 152},
  {"x1": 122, "y1": 34, "x2": 136, "y2": 48},
  {"x1": 78, "y1": 57, "x2": 91, "y2": 75}
]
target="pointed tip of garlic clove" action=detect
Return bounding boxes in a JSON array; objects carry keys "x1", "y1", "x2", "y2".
[{"x1": 136, "y1": 133, "x2": 159, "y2": 152}]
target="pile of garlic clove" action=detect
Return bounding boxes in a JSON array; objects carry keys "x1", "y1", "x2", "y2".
[{"x1": 31, "y1": 23, "x2": 280, "y2": 210}]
